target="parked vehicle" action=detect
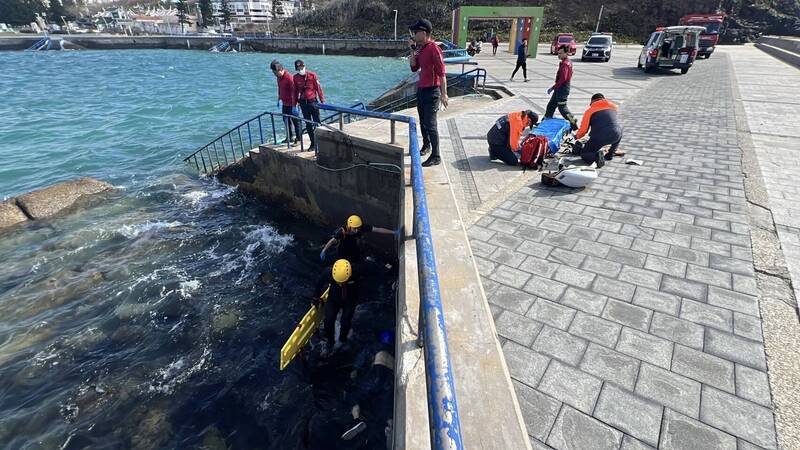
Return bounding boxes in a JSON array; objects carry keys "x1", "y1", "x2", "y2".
[
  {"x1": 638, "y1": 26, "x2": 705, "y2": 74},
  {"x1": 679, "y1": 13, "x2": 725, "y2": 58},
  {"x1": 550, "y1": 33, "x2": 577, "y2": 55},
  {"x1": 581, "y1": 33, "x2": 613, "y2": 62}
]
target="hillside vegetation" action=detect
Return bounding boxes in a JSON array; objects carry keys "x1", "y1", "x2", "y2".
[{"x1": 283, "y1": 0, "x2": 800, "y2": 42}]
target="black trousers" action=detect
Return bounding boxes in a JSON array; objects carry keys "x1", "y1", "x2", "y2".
[
  {"x1": 416, "y1": 87, "x2": 440, "y2": 158},
  {"x1": 324, "y1": 295, "x2": 356, "y2": 344},
  {"x1": 581, "y1": 130, "x2": 623, "y2": 163},
  {"x1": 487, "y1": 123, "x2": 518, "y2": 166},
  {"x1": 544, "y1": 85, "x2": 577, "y2": 128},
  {"x1": 282, "y1": 104, "x2": 302, "y2": 142},
  {"x1": 299, "y1": 99, "x2": 321, "y2": 146},
  {"x1": 511, "y1": 61, "x2": 527, "y2": 79}
]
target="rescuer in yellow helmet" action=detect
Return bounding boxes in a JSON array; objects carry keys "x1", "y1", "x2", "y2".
[
  {"x1": 313, "y1": 259, "x2": 359, "y2": 352},
  {"x1": 319, "y1": 215, "x2": 399, "y2": 264}
]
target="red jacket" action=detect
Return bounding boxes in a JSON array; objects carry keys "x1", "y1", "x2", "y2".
[
  {"x1": 277, "y1": 71, "x2": 296, "y2": 106},
  {"x1": 552, "y1": 58, "x2": 573, "y2": 90},
  {"x1": 410, "y1": 40, "x2": 445, "y2": 89},
  {"x1": 293, "y1": 71, "x2": 325, "y2": 103}
]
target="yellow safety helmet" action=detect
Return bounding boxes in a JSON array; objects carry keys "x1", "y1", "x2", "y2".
[
  {"x1": 332, "y1": 259, "x2": 352, "y2": 284},
  {"x1": 347, "y1": 215, "x2": 363, "y2": 229}
]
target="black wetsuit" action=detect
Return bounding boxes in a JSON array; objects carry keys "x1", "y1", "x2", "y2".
[
  {"x1": 315, "y1": 266, "x2": 359, "y2": 345},
  {"x1": 332, "y1": 224, "x2": 373, "y2": 264}
]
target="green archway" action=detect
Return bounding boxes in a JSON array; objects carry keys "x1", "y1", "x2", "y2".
[{"x1": 452, "y1": 6, "x2": 544, "y2": 58}]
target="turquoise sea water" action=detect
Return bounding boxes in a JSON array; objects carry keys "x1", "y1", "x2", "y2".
[{"x1": 0, "y1": 50, "x2": 405, "y2": 449}]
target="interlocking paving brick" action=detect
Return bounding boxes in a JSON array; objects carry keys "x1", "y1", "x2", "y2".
[
  {"x1": 701, "y1": 386, "x2": 777, "y2": 449},
  {"x1": 642, "y1": 216, "x2": 677, "y2": 232},
  {"x1": 520, "y1": 257, "x2": 560, "y2": 278},
  {"x1": 649, "y1": 312, "x2": 704, "y2": 350},
  {"x1": 493, "y1": 232, "x2": 525, "y2": 250},
  {"x1": 518, "y1": 240, "x2": 555, "y2": 258},
  {"x1": 513, "y1": 381, "x2": 561, "y2": 443},
  {"x1": 635, "y1": 364, "x2": 701, "y2": 418},
  {"x1": 594, "y1": 384, "x2": 663, "y2": 446},
  {"x1": 474, "y1": 256, "x2": 497, "y2": 276},
  {"x1": 660, "y1": 276, "x2": 708, "y2": 302},
  {"x1": 547, "y1": 405, "x2": 623, "y2": 450},
  {"x1": 581, "y1": 255, "x2": 622, "y2": 278},
  {"x1": 735, "y1": 364, "x2": 772, "y2": 408},
  {"x1": 549, "y1": 249, "x2": 587, "y2": 269},
  {"x1": 616, "y1": 327, "x2": 673, "y2": 369},
  {"x1": 503, "y1": 341, "x2": 551, "y2": 388},
  {"x1": 538, "y1": 360, "x2": 602, "y2": 414},
  {"x1": 619, "y1": 266, "x2": 663, "y2": 290},
  {"x1": 554, "y1": 265, "x2": 597, "y2": 289},
  {"x1": 655, "y1": 230, "x2": 693, "y2": 248},
  {"x1": 488, "y1": 219, "x2": 520, "y2": 234},
  {"x1": 669, "y1": 246, "x2": 711, "y2": 266},
  {"x1": 468, "y1": 225, "x2": 495, "y2": 242},
  {"x1": 733, "y1": 312, "x2": 763, "y2": 342},
  {"x1": 469, "y1": 239, "x2": 498, "y2": 258},
  {"x1": 705, "y1": 328, "x2": 767, "y2": 371},
  {"x1": 707, "y1": 286, "x2": 759, "y2": 317},
  {"x1": 692, "y1": 237, "x2": 731, "y2": 257},
  {"x1": 598, "y1": 231, "x2": 636, "y2": 249},
  {"x1": 530, "y1": 437, "x2": 555, "y2": 450},
  {"x1": 579, "y1": 343, "x2": 640, "y2": 391},
  {"x1": 621, "y1": 435, "x2": 656, "y2": 450},
  {"x1": 490, "y1": 264, "x2": 531, "y2": 289},
  {"x1": 680, "y1": 299, "x2": 733, "y2": 331},
  {"x1": 544, "y1": 232, "x2": 579, "y2": 249},
  {"x1": 659, "y1": 409, "x2": 737, "y2": 450},
  {"x1": 532, "y1": 326, "x2": 588, "y2": 366},
  {"x1": 515, "y1": 212, "x2": 544, "y2": 227},
  {"x1": 602, "y1": 299, "x2": 652, "y2": 332},
  {"x1": 712, "y1": 230, "x2": 751, "y2": 247},
  {"x1": 671, "y1": 344, "x2": 735, "y2": 393},
  {"x1": 574, "y1": 239, "x2": 612, "y2": 258},
  {"x1": 631, "y1": 238, "x2": 671, "y2": 257},
  {"x1": 675, "y1": 222, "x2": 713, "y2": 240},
  {"x1": 488, "y1": 247, "x2": 527, "y2": 268},
  {"x1": 686, "y1": 264, "x2": 732, "y2": 289},
  {"x1": 527, "y1": 298, "x2": 576, "y2": 330},
  {"x1": 524, "y1": 275, "x2": 568, "y2": 302},
  {"x1": 732, "y1": 274, "x2": 759, "y2": 296},
  {"x1": 607, "y1": 247, "x2": 648, "y2": 268},
  {"x1": 644, "y1": 254, "x2": 687, "y2": 278},
  {"x1": 631, "y1": 287, "x2": 679, "y2": 315},
  {"x1": 568, "y1": 312, "x2": 622, "y2": 348},
  {"x1": 495, "y1": 310, "x2": 543, "y2": 346},
  {"x1": 709, "y1": 253, "x2": 754, "y2": 276},
  {"x1": 560, "y1": 287, "x2": 607, "y2": 316},
  {"x1": 592, "y1": 276, "x2": 637, "y2": 302},
  {"x1": 488, "y1": 285, "x2": 537, "y2": 315}
]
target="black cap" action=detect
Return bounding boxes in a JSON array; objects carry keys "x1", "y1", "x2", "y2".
[
  {"x1": 409, "y1": 19, "x2": 432, "y2": 33},
  {"x1": 294, "y1": 59, "x2": 305, "y2": 69}
]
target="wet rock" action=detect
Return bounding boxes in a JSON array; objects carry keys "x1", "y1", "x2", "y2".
[
  {"x1": 0, "y1": 200, "x2": 28, "y2": 229},
  {"x1": 110, "y1": 325, "x2": 146, "y2": 345},
  {"x1": 0, "y1": 323, "x2": 53, "y2": 366},
  {"x1": 259, "y1": 271, "x2": 274, "y2": 285},
  {"x1": 212, "y1": 310, "x2": 240, "y2": 334},
  {"x1": 114, "y1": 303, "x2": 156, "y2": 320},
  {"x1": 202, "y1": 426, "x2": 228, "y2": 450},
  {"x1": 14, "y1": 177, "x2": 113, "y2": 221},
  {"x1": 130, "y1": 400, "x2": 172, "y2": 450}
]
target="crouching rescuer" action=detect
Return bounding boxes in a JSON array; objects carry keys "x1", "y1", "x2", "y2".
[
  {"x1": 574, "y1": 93, "x2": 624, "y2": 167},
  {"x1": 487, "y1": 110, "x2": 539, "y2": 166}
]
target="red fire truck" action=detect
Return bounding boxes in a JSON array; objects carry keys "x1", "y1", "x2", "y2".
[{"x1": 678, "y1": 13, "x2": 725, "y2": 58}]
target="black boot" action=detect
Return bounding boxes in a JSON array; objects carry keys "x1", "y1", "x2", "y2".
[
  {"x1": 422, "y1": 155, "x2": 441, "y2": 167},
  {"x1": 420, "y1": 144, "x2": 431, "y2": 156}
]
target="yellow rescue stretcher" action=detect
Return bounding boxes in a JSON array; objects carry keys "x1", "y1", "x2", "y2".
[{"x1": 280, "y1": 287, "x2": 329, "y2": 370}]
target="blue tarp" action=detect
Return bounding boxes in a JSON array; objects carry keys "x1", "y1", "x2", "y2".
[{"x1": 531, "y1": 118, "x2": 571, "y2": 154}]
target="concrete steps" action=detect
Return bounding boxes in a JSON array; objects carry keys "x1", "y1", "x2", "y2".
[{"x1": 756, "y1": 36, "x2": 800, "y2": 69}]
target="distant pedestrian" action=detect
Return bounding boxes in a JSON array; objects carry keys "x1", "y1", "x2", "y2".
[
  {"x1": 270, "y1": 60, "x2": 302, "y2": 146},
  {"x1": 544, "y1": 46, "x2": 578, "y2": 131},
  {"x1": 491, "y1": 35, "x2": 499, "y2": 55},
  {"x1": 293, "y1": 59, "x2": 325, "y2": 150},
  {"x1": 409, "y1": 18, "x2": 448, "y2": 167},
  {"x1": 510, "y1": 39, "x2": 528, "y2": 82}
]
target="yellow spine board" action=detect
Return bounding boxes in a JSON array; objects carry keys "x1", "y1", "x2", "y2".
[{"x1": 279, "y1": 287, "x2": 330, "y2": 370}]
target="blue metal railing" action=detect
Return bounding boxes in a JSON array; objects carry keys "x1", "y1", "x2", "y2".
[
  {"x1": 209, "y1": 40, "x2": 231, "y2": 52},
  {"x1": 318, "y1": 103, "x2": 464, "y2": 449},
  {"x1": 371, "y1": 68, "x2": 487, "y2": 114},
  {"x1": 26, "y1": 37, "x2": 50, "y2": 51}
]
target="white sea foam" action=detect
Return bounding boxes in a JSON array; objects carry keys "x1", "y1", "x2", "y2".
[
  {"x1": 148, "y1": 345, "x2": 211, "y2": 395},
  {"x1": 118, "y1": 221, "x2": 183, "y2": 238},
  {"x1": 178, "y1": 279, "x2": 201, "y2": 299}
]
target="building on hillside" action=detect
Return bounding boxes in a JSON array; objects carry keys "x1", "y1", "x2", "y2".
[{"x1": 211, "y1": 0, "x2": 302, "y2": 27}]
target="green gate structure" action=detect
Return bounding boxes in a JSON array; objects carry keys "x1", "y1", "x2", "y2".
[{"x1": 452, "y1": 6, "x2": 544, "y2": 58}]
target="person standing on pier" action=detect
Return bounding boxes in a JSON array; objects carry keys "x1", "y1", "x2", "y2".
[
  {"x1": 491, "y1": 34, "x2": 499, "y2": 55},
  {"x1": 293, "y1": 59, "x2": 325, "y2": 151},
  {"x1": 270, "y1": 60, "x2": 302, "y2": 146},
  {"x1": 409, "y1": 19, "x2": 448, "y2": 167},
  {"x1": 544, "y1": 46, "x2": 578, "y2": 131},
  {"x1": 510, "y1": 39, "x2": 529, "y2": 82}
]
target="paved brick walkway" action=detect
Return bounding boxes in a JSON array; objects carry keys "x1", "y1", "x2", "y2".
[{"x1": 469, "y1": 54, "x2": 778, "y2": 449}]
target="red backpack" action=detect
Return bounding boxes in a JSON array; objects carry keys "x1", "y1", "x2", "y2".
[{"x1": 519, "y1": 135, "x2": 549, "y2": 171}]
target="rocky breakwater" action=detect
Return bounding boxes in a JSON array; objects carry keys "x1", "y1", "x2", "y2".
[{"x1": 0, "y1": 177, "x2": 114, "y2": 231}]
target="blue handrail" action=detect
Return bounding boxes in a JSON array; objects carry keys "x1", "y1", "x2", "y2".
[{"x1": 318, "y1": 103, "x2": 465, "y2": 449}]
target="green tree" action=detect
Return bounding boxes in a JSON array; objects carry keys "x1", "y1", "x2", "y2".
[
  {"x1": 47, "y1": 0, "x2": 67, "y2": 24},
  {"x1": 176, "y1": 0, "x2": 190, "y2": 33},
  {"x1": 219, "y1": 0, "x2": 232, "y2": 30},
  {"x1": 0, "y1": 0, "x2": 47, "y2": 26},
  {"x1": 198, "y1": 0, "x2": 214, "y2": 28}
]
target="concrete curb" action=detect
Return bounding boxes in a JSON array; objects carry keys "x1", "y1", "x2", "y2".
[{"x1": 754, "y1": 40, "x2": 800, "y2": 69}]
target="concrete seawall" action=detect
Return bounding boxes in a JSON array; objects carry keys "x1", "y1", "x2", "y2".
[{"x1": 0, "y1": 35, "x2": 407, "y2": 57}]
